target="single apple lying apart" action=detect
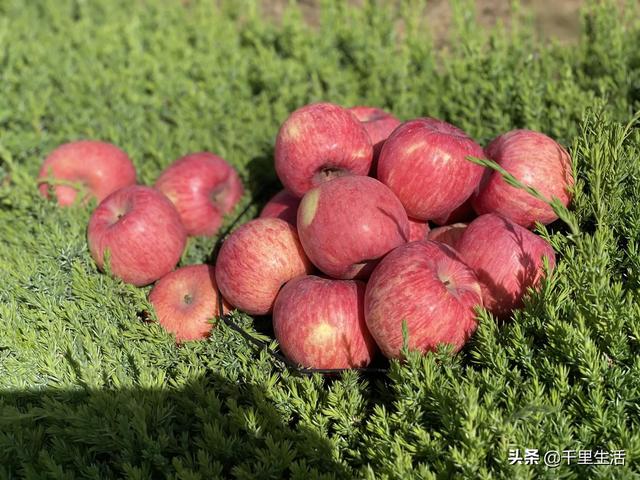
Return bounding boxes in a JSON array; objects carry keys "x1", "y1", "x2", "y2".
[
  {"x1": 456, "y1": 213, "x2": 556, "y2": 317},
  {"x1": 365, "y1": 240, "x2": 482, "y2": 359},
  {"x1": 215, "y1": 217, "x2": 313, "y2": 315},
  {"x1": 377, "y1": 118, "x2": 486, "y2": 221},
  {"x1": 149, "y1": 264, "x2": 230, "y2": 342},
  {"x1": 259, "y1": 189, "x2": 300, "y2": 227},
  {"x1": 87, "y1": 185, "x2": 187, "y2": 286},
  {"x1": 472, "y1": 129, "x2": 573, "y2": 228},
  {"x1": 155, "y1": 152, "x2": 243, "y2": 237},
  {"x1": 273, "y1": 275, "x2": 377, "y2": 369},
  {"x1": 275, "y1": 102, "x2": 373, "y2": 197},
  {"x1": 297, "y1": 175, "x2": 409, "y2": 279},
  {"x1": 38, "y1": 140, "x2": 136, "y2": 206}
]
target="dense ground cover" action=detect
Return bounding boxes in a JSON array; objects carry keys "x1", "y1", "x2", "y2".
[{"x1": 1, "y1": 0, "x2": 639, "y2": 477}]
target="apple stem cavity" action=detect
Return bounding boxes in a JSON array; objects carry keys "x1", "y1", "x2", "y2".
[
  {"x1": 210, "y1": 184, "x2": 229, "y2": 206},
  {"x1": 110, "y1": 203, "x2": 132, "y2": 226},
  {"x1": 313, "y1": 166, "x2": 348, "y2": 184},
  {"x1": 437, "y1": 270, "x2": 459, "y2": 297}
]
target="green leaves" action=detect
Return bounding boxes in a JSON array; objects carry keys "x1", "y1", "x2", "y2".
[
  {"x1": 466, "y1": 155, "x2": 582, "y2": 238},
  {"x1": 1, "y1": 0, "x2": 640, "y2": 478}
]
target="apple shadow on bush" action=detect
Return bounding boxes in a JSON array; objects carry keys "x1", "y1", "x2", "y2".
[
  {"x1": 0, "y1": 373, "x2": 352, "y2": 477},
  {"x1": 205, "y1": 149, "x2": 282, "y2": 264},
  {"x1": 244, "y1": 148, "x2": 283, "y2": 207},
  {"x1": 215, "y1": 296, "x2": 391, "y2": 377}
]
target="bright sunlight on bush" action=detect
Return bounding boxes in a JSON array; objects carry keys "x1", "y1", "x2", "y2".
[{"x1": 0, "y1": 0, "x2": 639, "y2": 478}]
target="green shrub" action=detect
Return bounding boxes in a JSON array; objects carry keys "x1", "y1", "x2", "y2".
[{"x1": 0, "y1": 0, "x2": 639, "y2": 478}]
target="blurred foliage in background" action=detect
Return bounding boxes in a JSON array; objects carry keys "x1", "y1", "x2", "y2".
[{"x1": 0, "y1": 0, "x2": 639, "y2": 478}]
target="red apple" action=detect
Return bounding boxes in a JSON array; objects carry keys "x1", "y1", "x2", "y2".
[
  {"x1": 456, "y1": 213, "x2": 556, "y2": 318},
  {"x1": 87, "y1": 185, "x2": 187, "y2": 286},
  {"x1": 149, "y1": 264, "x2": 231, "y2": 342},
  {"x1": 38, "y1": 140, "x2": 136, "y2": 206},
  {"x1": 426, "y1": 223, "x2": 468, "y2": 250},
  {"x1": 259, "y1": 189, "x2": 300, "y2": 227},
  {"x1": 365, "y1": 241, "x2": 482, "y2": 359},
  {"x1": 275, "y1": 102, "x2": 373, "y2": 197},
  {"x1": 348, "y1": 106, "x2": 401, "y2": 174},
  {"x1": 472, "y1": 129, "x2": 573, "y2": 228},
  {"x1": 377, "y1": 118, "x2": 486, "y2": 221},
  {"x1": 408, "y1": 217, "x2": 430, "y2": 242},
  {"x1": 155, "y1": 152, "x2": 243, "y2": 237},
  {"x1": 273, "y1": 275, "x2": 377, "y2": 369},
  {"x1": 215, "y1": 218, "x2": 313, "y2": 315},
  {"x1": 297, "y1": 175, "x2": 409, "y2": 279}
]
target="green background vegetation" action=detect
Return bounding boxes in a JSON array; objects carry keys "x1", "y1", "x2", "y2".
[{"x1": 1, "y1": 0, "x2": 639, "y2": 478}]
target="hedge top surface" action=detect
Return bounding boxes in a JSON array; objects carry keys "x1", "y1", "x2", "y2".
[{"x1": 1, "y1": 0, "x2": 640, "y2": 478}]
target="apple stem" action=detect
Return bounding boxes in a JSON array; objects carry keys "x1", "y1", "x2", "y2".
[
  {"x1": 210, "y1": 185, "x2": 229, "y2": 206},
  {"x1": 313, "y1": 166, "x2": 348, "y2": 184}
]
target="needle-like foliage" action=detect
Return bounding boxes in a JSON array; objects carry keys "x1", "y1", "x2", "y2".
[{"x1": 1, "y1": 0, "x2": 639, "y2": 478}]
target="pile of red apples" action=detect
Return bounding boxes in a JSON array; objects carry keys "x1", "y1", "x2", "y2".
[{"x1": 38, "y1": 101, "x2": 573, "y2": 370}]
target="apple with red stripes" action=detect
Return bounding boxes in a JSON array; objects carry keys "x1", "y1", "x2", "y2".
[
  {"x1": 273, "y1": 275, "x2": 377, "y2": 369},
  {"x1": 87, "y1": 185, "x2": 186, "y2": 286},
  {"x1": 39, "y1": 140, "x2": 136, "y2": 206},
  {"x1": 275, "y1": 102, "x2": 373, "y2": 197},
  {"x1": 155, "y1": 152, "x2": 243, "y2": 237}
]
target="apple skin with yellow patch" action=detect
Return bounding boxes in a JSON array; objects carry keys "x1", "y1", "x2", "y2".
[
  {"x1": 38, "y1": 140, "x2": 136, "y2": 207},
  {"x1": 274, "y1": 102, "x2": 373, "y2": 197},
  {"x1": 155, "y1": 152, "x2": 243, "y2": 237},
  {"x1": 364, "y1": 240, "x2": 483, "y2": 359},
  {"x1": 297, "y1": 176, "x2": 410, "y2": 280},
  {"x1": 377, "y1": 118, "x2": 486, "y2": 221},
  {"x1": 215, "y1": 218, "x2": 313, "y2": 316},
  {"x1": 472, "y1": 129, "x2": 574, "y2": 229},
  {"x1": 273, "y1": 275, "x2": 377, "y2": 369},
  {"x1": 149, "y1": 264, "x2": 231, "y2": 343},
  {"x1": 348, "y1": 106, "x2": 401, "y2": 175},
  {"x1": 259, "y1": 189, "x2": 300, "y2": 227},
  {"x1": 456, "y1": 213, "x2": 556, "y2": 318}
]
